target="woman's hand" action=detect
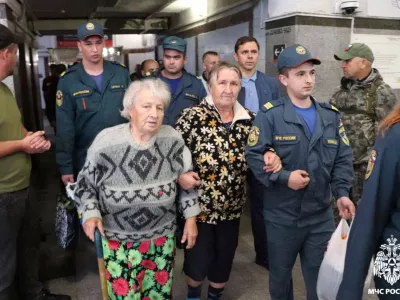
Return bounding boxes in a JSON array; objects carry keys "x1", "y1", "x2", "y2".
[
  {"x1": 83, "y1": 217, "x2": 105, "y2": 242},
  {"x1": 178, "y1": 171, "x2": 201, "y2": 190},
  {"x1": 263, "y1": 151, "x2": 282, "y2": 173},
  {"x1": 181, "y1": 216, "x2": 198, "y2": 249}
]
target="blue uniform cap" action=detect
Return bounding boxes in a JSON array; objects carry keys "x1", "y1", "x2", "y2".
[
  {"x1": 77, "y1": 22, "x2": 104, "y2": 41},
  {"x1": 163, "y1": 36, "x2": 187, "y2": 53},
  {"x1": 277, "y1": 44, "x2": 321, "y2": 70}
]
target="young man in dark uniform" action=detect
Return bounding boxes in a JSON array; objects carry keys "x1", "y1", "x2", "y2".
[
  {"x1": 157, "y1": 36, "x2": 207, "y2": 126},
  {"x1": 56, "y1": 21, "x2": 130, "y2": 183},
  {"x1": 246, "y1": 44, "x2": 355, "y2": 300}
]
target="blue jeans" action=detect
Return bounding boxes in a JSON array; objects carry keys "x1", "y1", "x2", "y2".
[{"x1": 265, "y1": 218, "x2": 334, "y2": 300}]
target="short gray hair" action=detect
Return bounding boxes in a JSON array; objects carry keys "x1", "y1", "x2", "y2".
[
  {"x1": 208, "y1": 61, "x2": 242, "y2": 87},
  {"x1": 121, "y1": 78, "x2": 171, "y2": 120}
]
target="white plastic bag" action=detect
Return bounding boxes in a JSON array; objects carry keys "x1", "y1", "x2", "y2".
[
  {"x1": 317, "y1": 219, "x2": 374, "y2": 300},
  {"x1": 317, "y1": 219, "x2": 350, "y2": 300}
]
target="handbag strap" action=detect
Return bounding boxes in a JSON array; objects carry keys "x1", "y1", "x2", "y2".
[{"x1": 348, "y1": 217, "x2": 355, "y2": 236}]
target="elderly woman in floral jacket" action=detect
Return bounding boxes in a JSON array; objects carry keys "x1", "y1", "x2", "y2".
[{"x1": 175, "y1": 61, "x2": 281, "y2": 300}]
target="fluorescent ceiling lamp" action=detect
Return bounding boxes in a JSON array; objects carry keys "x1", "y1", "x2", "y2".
[{"x1": 160, "y1": 0, "x2": 194, "y2": 13}]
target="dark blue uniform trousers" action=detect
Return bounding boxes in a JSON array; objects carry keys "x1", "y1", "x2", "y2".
[{"x1": 265, "y1": 218, "x2": 334, "y2": 300}]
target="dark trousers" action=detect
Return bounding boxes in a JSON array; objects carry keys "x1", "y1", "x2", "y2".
[
  {"x1": 0, "y1": 187, "x2": 42, "y2": 300},
  {"x1": 184, "y1": 220, "x2": 240, "y2": 283},
  {"x1": 248, "y1": 170, "x2": 268, "y2": 264},
  {"x1": 266, "y1": 218, "x2": 334, "y2": 300}
]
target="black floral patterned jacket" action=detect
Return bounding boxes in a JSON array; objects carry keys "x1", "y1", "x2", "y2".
[{"x1": 175, "y1": 96, "x2": 255, "y2": 224}]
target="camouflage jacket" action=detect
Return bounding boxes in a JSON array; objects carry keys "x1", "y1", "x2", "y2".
[{"x1": 330, "y1": 68, "x2": 397, "y2": 165}]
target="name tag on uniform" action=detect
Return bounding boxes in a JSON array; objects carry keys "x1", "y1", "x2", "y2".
[
  {"x1": 185, "y1": 93, "x2": 198, "y2": 100},
  {"x1": 275, "y1": 135, "x2": 297, "y2": 141},
  {"x1": 324, "y1": 138, "x2": 339, "y2": 147},
  {"x1": 327, "y1": 139, "x2": 338, "y2": 145},
  {"x1": 111, "y1": 85, "x2": 125, "y2": 89},
  {"x1": 72, "y1": 89, "x2": 91, "y2": 97}
]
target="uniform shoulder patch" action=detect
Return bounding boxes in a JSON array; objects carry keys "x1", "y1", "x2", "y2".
[
  {"x1": 60, "y1": 68, "x2": 75, "y2": 78},
  {"x1": 56, "y1": 90, "x2": 63, "y2": 106},
  {"x1": 111, "y1": 61, "x2": 127, "y2": 68},
  {"x1": 338, "y1": 119, "x2": 350, "y2": 146},
  {"x1": 320, "y1": 102, "x2": 340, "y2": 113},
  {"x1": 330, "y1": 104, "x2": 339, "y2": 112},
  {"x1": 264, "y1": 102, "x2": 274, "y2": 110},
  {"x1": 247, "y1": 126, "x2": 260, "y2": 146},
  {"x1": 260, "y1": 100, "x2": 282, "y2": 113},
  {"x1": 365, "y1": 150, "x2": 377, "y2": 180}
]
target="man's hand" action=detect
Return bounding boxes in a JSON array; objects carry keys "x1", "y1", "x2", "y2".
[
  {"x1": 30, "y1": 133, "x2": 51, "y2": 152},
  {"x1": 181, "y1": 216, "x2": 198, "y2": 249},
  {"x1": 337, "y1": 197, "x2": 355, "y2": 219},
  {"x1": 178, "y1": 171, "x2": 201, "y2": 190},
  {"x1": 288, "y1": 170, "x2": 310, "y2": 190},
  {"x1": 83, "y1": 217, "x2": 105, "y2": 242},
  {"x1": 263, "y1": 151, "x2": 282, "y2": 173},
  {"x1": 61, "y1": 175, "x2": 75, "y2": 185},
  {"x1": 21, "y1": 131, "x2": 49, "y2": 154}
]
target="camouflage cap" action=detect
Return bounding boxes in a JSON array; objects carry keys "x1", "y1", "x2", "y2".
[
  {"x1": 277, "y1": 44, "x2": 321, "y2": 70},
  {"x1": 334, "y1": 43, "x2": 374, "y2": 63},
  {"x1": 163, "y1": 36, "x2": 187, "y2": 53},
  {"x1": 77, "y1": 21, "x2": 104, "y2": 41}
]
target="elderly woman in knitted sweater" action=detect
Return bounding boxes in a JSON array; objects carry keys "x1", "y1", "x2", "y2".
[{"x1": 72, "y1": 78, "x2": 200, "y2": 299}]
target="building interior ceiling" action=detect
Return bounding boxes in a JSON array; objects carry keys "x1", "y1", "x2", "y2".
[{"x1": 26, "y1": 0, "x2": 183, "y2": 20}]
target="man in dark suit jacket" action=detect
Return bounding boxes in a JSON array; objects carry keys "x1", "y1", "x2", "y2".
[{"x1": 234, "y1": 36, "x2": 280, "y2": 270}]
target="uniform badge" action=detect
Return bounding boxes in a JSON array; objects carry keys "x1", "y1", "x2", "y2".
[
  {"x1": 56, "y1": 90, "x2": 63, "y2": 106},
  {"x1": 264, "y1": 102, "x2": 274, "y2": 110},
  {"x1": 86, "y1": 23, "x2": 95, "y2": 30},
  {"x1": 330, "y1": 104, "x2": 339, "y2": 112},
  {"x1": 296, "y1": 46, "x2": 306, "y2": 55},
  {"x1": 171, "y1": 40, "x2": 177, "y2": 44},
  {"x1": 247, "y1": 126, "x2": 260, "y2": 147},
  {"x1": 345, "y1": 44, "x2": 352, "y2": 51},
  {"x1": 338, "y1": 119, "x2": 350, "y2": 146},
  {"x1": 365, "y1": 150, "x2": 377, "y2": 180}
]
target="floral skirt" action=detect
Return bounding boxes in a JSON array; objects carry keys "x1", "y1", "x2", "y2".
[{"x1": 102, "y1": 233, "x2": 176, "y2": 300}]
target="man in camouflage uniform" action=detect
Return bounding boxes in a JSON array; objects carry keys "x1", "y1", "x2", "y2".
[{"x1": 330, "y1": 43, "x2": 397, "y2": 221}]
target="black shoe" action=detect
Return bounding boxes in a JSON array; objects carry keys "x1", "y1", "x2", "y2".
[
  {"x1": 255, "y1": 258, "x2": 269, "y2": 270},
  {"x1": 37, "y1": 289, "x2": 71, "y2": 300}
]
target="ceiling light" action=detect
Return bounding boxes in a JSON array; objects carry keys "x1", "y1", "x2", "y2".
[{"x1": 160, "y1": 0, "x2": 193, "y2": 13}]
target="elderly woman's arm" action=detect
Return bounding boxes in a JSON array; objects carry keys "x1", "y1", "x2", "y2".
[
  {"x1": 74, "y1": 156, "x2": 104, "y2": 241},
  {"x1": 178, "y1": 146, "x2": 201, "y2": 190}
]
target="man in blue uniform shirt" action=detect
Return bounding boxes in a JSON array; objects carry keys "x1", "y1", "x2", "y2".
[
  {"x1": 158, "y1": 36, "x2": 207, "y2": 126},
  {"x1": 245, "y1": 44, "x2": 355, "y2": 300},
  {"x1": 56, "y1": 21, "x2": 130, "y2": 184},
  {"x1": 234, "y1": 36, "x2": 281, "y2": 269}
]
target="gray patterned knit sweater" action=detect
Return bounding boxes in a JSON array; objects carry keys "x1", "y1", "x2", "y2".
[{"x1": 73, "y1": 123, "x2": 200, "y2": 242}]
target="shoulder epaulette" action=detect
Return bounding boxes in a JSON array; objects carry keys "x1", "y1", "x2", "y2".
[
  {"x1": 59, "y1": 67, "x2": 76, "y2": 78},
  {"x1": 111, "y1": 61, "x2": 127, "y2": 68},
  {"x1": 320, "y1": 102, "x2": 340, "y2": 113},
  {"x1": 260, "y1": 99, "x2": 283, "y2": 112}
]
